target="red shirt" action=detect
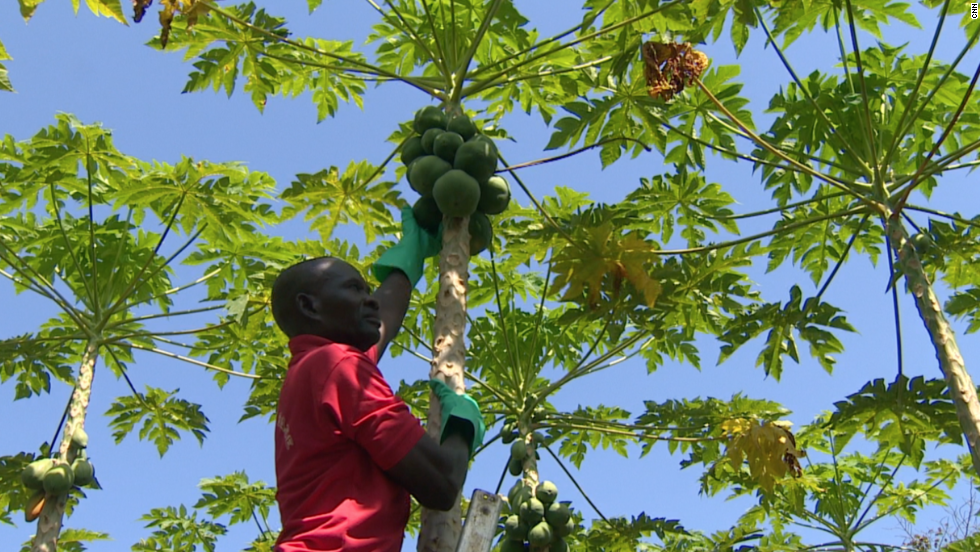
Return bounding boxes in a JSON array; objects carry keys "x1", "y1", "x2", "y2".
[{"x1": 274, "y1": 335, "x2": 426, "y2": 551}]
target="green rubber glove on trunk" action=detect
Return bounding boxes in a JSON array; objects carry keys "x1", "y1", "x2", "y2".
[
  {"x1": 372, "y1": 206, "x2": 443, "y2": 288},
  {"x1": 429, "y1": 379, "x2": 485, "y2": 458}
]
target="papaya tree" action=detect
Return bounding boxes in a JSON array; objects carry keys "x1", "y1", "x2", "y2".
[
  {"x1": 0, "y1": 114, "x2": 288, "y2": 550},
  {"x1": 3, "y1": 0, "x2": 980, "y2": 551}
]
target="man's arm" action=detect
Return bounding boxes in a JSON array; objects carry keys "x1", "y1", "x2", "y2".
[
  {"x1": 384, "y1": 429, "x2": 471, "y2": 511},
  {"x1": 371, "y1": 269, "x2": 413, "y2": 359}
]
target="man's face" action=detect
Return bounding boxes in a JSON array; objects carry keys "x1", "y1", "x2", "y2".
[{"x1": 299, "y1": 258, "x2": 381, "y2": 351}]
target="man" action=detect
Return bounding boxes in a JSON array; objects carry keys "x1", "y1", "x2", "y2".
[{"x1": 270, "y1": 208, "x2": 485, "y2": 552}]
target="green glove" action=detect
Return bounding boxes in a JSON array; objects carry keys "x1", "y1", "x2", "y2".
[
  {"x1": 372, "y1": 206, "x2": 443, "y2": 288},
  {"x1": 429, "y1": 379, "x2": 486, "y2": 458}
]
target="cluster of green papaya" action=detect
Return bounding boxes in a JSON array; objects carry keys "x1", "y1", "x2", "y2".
[
  {"x1": 402, "y1": 106, "x2": 512, "y2": 256},
  {"x1": 20, "y1": 428, "x2": 95, "y2": 522},
  {"x1": 500, "y1": 479, "x2": 574, "y2": 552}
]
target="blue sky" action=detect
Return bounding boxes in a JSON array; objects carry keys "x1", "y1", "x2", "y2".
[{"x1": 2, "y1": 2, "x2": 980, "y2": 551}]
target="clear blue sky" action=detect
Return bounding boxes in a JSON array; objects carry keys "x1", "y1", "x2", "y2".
[{"x1": 1, "y1": 2, "x2": 979, "y2": 551}]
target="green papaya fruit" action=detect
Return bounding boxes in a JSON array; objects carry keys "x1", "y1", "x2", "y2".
[
  {"x1": 421, "y1": 128, "x2": 445, "y2": 154},
  {"x1": 508, "y1": 481, "x2": 532, "y2": 508},
  {"x1": 433, "y1": 131, "x2": 465, "y2": 163},
  {"x1": 554, "y1": 516, "x2": 576, "y2": 538},
  {"x1": 519, "y1": 497, "x2": 545, "y2": 526},
  {"x1": 21, "y1": 458, "x2": 54, "y2": 491},
  {"x1": 508, "y1": 457, "x2": 523, "y2": 477},
  {"x1": 71, "y1": 427, "x2": 89, "y2": 449},
  {"x1": 503, "y1": 514, "x2": 527, "y2": 542},
  {"x1": 535, "y1": 481, "x2": 558, "y2": 504},
  {"x1": 497, "y1": 538, "x2": 526, "y2": 552},
  {"x1": 528, "y1": 521, "x2": 553, "y2": 546},
  {"x1": 400, "y1": 136, "x2": 425, "y2": 166},
  {"x1": 510, "y1": 440, "x2": 528, "y2": 462},
  {"x1": 448, "y1": 114, "x2": 478, "y2": 140},
  {"x1": 42, "y1": 464, "x2": 74, "y2": 494},
  {"x1": 545, "y1": 501, "x2": 570, "y2": 527},
  {"x1": 414, "y1": 106, "x2": 447, "y2": 134},
  {"x1": 72, "y1": 458, "x2": 95, "y2": 487}
]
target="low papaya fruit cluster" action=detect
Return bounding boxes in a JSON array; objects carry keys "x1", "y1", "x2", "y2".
[
  {"x1": 20, "y1": 428, "x2": 95, "y2": 522},
  {"x1": 501, "y1": 479, "x2": 573, "y2": 552},
  {"x1": 403, "y1": 106, "x2": 512, "y2": 256}
]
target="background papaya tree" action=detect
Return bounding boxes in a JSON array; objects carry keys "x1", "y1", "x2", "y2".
[{"x1": 3, "y1": 0, "x2": 980, "y2": 551}]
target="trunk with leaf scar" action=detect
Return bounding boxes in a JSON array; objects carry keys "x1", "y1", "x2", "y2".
[{"x1": 418, "y1": 216, "x2": 471, "y2": 552}]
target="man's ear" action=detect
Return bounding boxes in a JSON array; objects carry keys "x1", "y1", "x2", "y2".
[{"x1": 296, "y1": 292, "x2": 321, "y2": 322}]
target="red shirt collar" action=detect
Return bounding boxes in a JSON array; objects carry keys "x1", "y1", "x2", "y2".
[{"x1": 288, "y1": 334, "x2": 374, "y2": 359}]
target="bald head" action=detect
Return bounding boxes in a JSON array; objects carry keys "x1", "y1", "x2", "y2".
[
  {"x1": 271, "y1": 257, "x2": 334, "y2": 338},
  {"x1": 270, "y1": 256, "x2": 382, "y2": 350}
]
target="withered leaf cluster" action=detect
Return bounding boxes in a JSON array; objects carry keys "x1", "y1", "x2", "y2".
[{"x1": 642, "y1": 41, "x2": 709, "y2": 102}]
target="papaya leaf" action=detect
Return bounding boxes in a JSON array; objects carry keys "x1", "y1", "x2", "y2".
[
  {"x1": 549, "y1": 405, "x2": 635, "y2": 469},
  {"x1": 0, "y1": 39, "x2": 12, "y2": 93},
  {"x1": 945, "y1": 287, "x2": 980, "y2": 334},
  {"x1": 16, "y1": 528, "x2": 112, "y2": 552},
  {"x1": 194, "y1": 471, "x2": 276, "y2": 527},
  {"x1": 0, "y1": 331, "x2": 77, "y2": 400},
  {"x1": 634, "y1": 394, "x2": 790, "y2": 464},
  {"x1": 718, "y1": 285, "x2": 855, "y2": 380},
  {"x1": 942, "y1": 533, "x2": 980, "y2": 552},
  {"x1": 279, "y1": 162, "x2": 402, "y2": 244},
  {"x1": 549, "y1": 219, "x2": 661, "y2": 311},
  {"x1": 579, "y1": 513, "x2": 688, "y2": 552},
  {"x1": 824, "y1": 376, "x2": 963, "y2": 466},
  {"x1": 132, "y1": 505, "x2": 227, "y2": 552},
  {"x1": 105, "y1": 386, "x2": 210, "y2": 457},
  {"x1": 82, "y1": 0, "x2": 127, "y2": 24},
  {"x1": 0, "y1": 452, "x2": 35, "y2": 525},
  {"x1": 155, "y1": 5, "x2": 367, "y2": 119}
]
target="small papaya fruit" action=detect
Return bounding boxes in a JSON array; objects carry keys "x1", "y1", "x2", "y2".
[
  {"x1": 528, "y1": 521, "x2": 553, "y2": 546},
  {"x1": 508, "y1": 457, "x2": 523, "y2": 477},
  {"x1": 433, "y1": 131, "x2": 464, "y2": 164},
  {"x1": 447, "y1": 114, "x2": 478, "y2": 141},
  {"x1": 498, "y1": 538, "x2": 527, "y2": 552},
  {"x1": 421, "y1": 128, "x2": 445, "y2": 154},
  {"x1": 545, "y1": 500, "x2": 570, "y2": 527},
  {"x1": 508, "y1": 481, "x2": 532, "y2": 508},
  {"x1": 535, "y1": 481, "x2": 558, "y2": 504},
  {"x1": 414, "y1": 106, "x2": 447, "y2": 135},
  {"x1": 42, "y1": 464, "x2": 74, "y2": 495},
  {"x1": 21, "y1": 458, "x2": 54, "y2": 491},
  {"x1": 72, "y1": 458, "x2": 95, "y2": 487},
  {"x1": 519, "y1": 497, "x2": 545, "y2": 526},
  {"x1": 400, "y1": 136, "x2": 425, "y2": 166},
  {"x1": 554, "y1": 516, "x2": 575, "y2": 538},
  {"x1": 25, "y1": 490, "x2": 45, "y2": 522},
  {"x1": 71, "y1": 427, "x2": 89, "y2": 449},
  {"x1": 503, "y1": 514, "x2": 526, "y2": 542},
  {"x1": 510, "y1": 440, "x2": 528, "y2": 462}
]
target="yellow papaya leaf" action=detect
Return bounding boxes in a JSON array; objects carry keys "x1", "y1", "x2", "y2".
[
  {"x1": 83, "y1": 0, "x2": 128, "y2": 24},
  {"x1": 724, "y1": 419, "x2": 805, "y2": 493},
  {"x1": 19, "y1": 0, "x2": 46, "y2": 21},
  {"x1": 550, "y1": 222, "x2": 661, "y2": 310}
]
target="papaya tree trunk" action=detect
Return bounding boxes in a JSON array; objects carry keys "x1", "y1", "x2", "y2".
[
  {"x1": 32, "y1": 339, "x2": 99, "y2": 552},
  {"x1": 418, "y1": 216, "x2": 471, "y2": 552},
  {"x1": 887, "y1": 217, "x2": 980, "y2": 475}
]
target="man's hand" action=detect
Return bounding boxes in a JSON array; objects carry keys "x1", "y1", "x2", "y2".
[
  {"x1": 372, "y1": 207, "x2": 443, "y2": 288},
  {"x1": 429, "y1": 379, "x2": 486, "y2": 458}
]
